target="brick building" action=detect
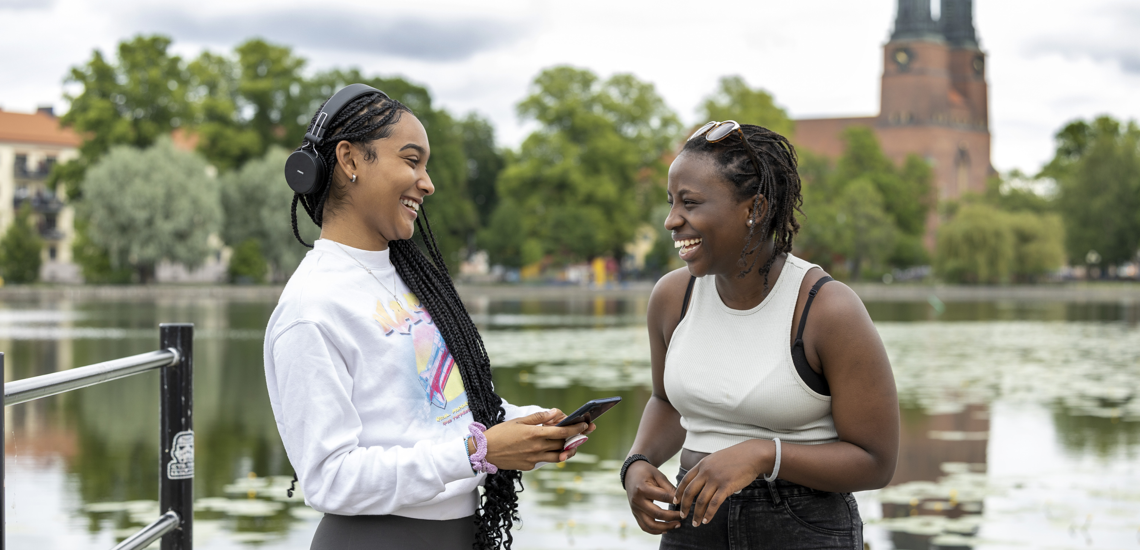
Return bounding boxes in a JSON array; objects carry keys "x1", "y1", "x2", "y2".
[
  {"x1": 0, "y1": 107, "x2": 82, "y2": 283},
  {"x1": 795, "y1": 0, "x2": 994, "y2": 248}
]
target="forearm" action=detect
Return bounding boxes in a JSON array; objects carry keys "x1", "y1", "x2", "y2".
[
  {"x1": 767, "y1": 439, "x2": 896, "y2": 493},
  {"x1": 628, "y1": 395, "x2": 687, "y2": 466},
  {"x1": 299, "y1": 436, "x2": 476, "y2": 515}
]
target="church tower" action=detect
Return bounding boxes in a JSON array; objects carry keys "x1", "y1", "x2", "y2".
[
  {"x1": 877, "y1": 0, "x2": 991, "y2": 202},
  {"x1": 792, "y1": 0, "x2": 995, "y2": 248}
]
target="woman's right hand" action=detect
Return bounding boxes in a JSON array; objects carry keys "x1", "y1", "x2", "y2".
[
  {"x1": 482, "y1": 409, "x2": 588, "y2": 471},
  {"x1": 625, "y1": 461, "x2": 683, "y2": 534}
]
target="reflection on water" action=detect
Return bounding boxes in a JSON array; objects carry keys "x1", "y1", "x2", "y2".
[{"x1": 2, "y1": 297, "x2": 1139, "y2": 549}]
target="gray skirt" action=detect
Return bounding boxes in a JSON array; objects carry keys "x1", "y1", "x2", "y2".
[{"x1": 310, "y1": 513, "x2": 476, "y2": 549}]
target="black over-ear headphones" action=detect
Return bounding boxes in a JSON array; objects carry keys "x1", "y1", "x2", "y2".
[{"x1": 284, "y1": 83, "x2": 385, "y2": 195}]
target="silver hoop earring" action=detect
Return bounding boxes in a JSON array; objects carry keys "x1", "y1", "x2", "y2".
[{"x1": 350, "y1": 174, "x2": 357, "y2": 183}]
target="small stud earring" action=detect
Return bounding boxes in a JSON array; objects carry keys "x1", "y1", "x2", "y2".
[
  {"x1": 747, "y1": 219, "x2": 753, "y2": 226},
  {"x1": 351, "y1": 174, "x2": 357, "y2": 183}
]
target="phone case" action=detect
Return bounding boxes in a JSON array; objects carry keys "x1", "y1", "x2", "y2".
[{"x1": 563, "y1": 434, "x2": 588, "y2": 451}]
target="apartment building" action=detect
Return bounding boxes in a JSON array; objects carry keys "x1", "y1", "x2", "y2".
[{"x1": 0, "y1": 107, "x2": 82, "y2": 283}]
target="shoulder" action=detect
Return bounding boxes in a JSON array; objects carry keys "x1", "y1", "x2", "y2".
[
  {"x1": 270, "y1": 252, "x2": 358, "y2": 339},
  {"x1": 647, "y1": 267, "x2": 694, "y2": 335},
  {"x1": 802, "y1": 273, "x2": 871, "y2": 332}
]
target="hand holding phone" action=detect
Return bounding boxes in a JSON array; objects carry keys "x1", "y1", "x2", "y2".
[{"x1": 555, "y1": 397, "x2": 621, "y2": 451}]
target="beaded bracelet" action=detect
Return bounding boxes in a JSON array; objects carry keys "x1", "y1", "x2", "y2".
[
  {"x1": 468, "y1": 422, "x2": 498, "y2": 474},
  {"x1": 620, "y1": 454, "x2": 650, "y2": 489}
]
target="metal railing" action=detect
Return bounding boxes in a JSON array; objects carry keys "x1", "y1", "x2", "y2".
[{"x1": 2, "y1": 323, "x2": 194, "y2": 550}]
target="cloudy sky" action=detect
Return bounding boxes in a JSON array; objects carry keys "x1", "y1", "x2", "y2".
[{"x1": 1, "y1": 0, "x2": 1137, "y2": 174}]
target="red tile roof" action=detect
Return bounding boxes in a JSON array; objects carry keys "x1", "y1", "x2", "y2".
[{"x1": 0, "y1": 110, "x2": 82, "y2": 147}]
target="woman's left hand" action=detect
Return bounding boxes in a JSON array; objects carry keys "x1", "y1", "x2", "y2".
[{"x1": 674, "y1": 440, "x2": 773, "y2": 527}]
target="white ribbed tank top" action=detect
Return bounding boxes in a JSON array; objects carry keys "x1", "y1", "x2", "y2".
[{"x1": 663, "y1": 255, "x2": 838, "y2": 453}]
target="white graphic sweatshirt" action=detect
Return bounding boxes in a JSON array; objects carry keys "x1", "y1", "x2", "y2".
[{"x1": 264, "y1": 239, "x2": 543, "y2": 519}]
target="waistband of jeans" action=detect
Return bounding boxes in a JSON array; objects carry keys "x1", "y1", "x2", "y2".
[{"x1": 676, "y1": 466, "x2": 822, "y2": 499}]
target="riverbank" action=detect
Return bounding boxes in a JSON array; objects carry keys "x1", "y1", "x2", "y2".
[{"x1": 2, "y1": 281, "x2": 1140, "y2": 303}]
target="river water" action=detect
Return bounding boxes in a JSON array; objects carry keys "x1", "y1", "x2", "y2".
[{"x1": 2, "y1": 294, "x2": 1139, "y2": 549}]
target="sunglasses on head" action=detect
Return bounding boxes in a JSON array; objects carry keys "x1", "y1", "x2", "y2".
[
  {"x1": 688, "y1": 121, "x2": 766, "y2": 189},
  {"x1": 688, "y1": 120, "x2": 744, "y2": 143}
]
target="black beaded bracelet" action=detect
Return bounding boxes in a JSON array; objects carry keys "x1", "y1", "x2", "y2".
[{"x1": 620, "y1": 454, "x2": 650, "y2": 489}]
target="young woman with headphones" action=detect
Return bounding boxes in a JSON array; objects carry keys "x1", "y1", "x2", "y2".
[{"x1": 264, "y1": 84, "x2": 593, "y2": 549}]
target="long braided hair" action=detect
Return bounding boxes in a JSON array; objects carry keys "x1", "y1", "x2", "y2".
[
  {"x1": 290, "y1": 91, "x2": 523, "y2": 550},
  {"x1": 681, "y1": 124, "x2": 803, "y2": 290}
]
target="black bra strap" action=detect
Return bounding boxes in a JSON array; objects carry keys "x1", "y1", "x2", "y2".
[
  {"x1": 679, "y1": 276, "x2": 696, "y2": 323},
  {"x1": 795, "y1": 276, "x2": 834, "y2": 341}
]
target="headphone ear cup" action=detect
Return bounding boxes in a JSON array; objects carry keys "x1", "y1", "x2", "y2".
[{"x1": 284, "y1": 149, "x2": 325, "y2": 195}]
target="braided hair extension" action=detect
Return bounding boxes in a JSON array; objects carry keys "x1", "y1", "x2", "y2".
[
  {"x1": 681, "y1": 124, "x2": 803, "y2": 291},
  {"x1": 290, "y1": 92, "x2": 522, "y2": 549}
]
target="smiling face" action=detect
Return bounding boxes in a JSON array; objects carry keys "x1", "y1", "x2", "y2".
[
  {"x1": 327, "y1": 113, "x2": 435, "y2": 248},
  {"x1": 665, "y1": 151, "x2": 757, "y2": 278}
]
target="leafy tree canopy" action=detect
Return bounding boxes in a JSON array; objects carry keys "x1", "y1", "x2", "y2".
[
  {"x1": 796, "y1": 126, "x2": 933, "y2": 276},
  {"x1": 936, "y1": 203, "x2": 1065, "y2": 284},
  {"x1": 482, "y1": 66, "x2": 682, "y2": 266},
  {"x1": 699, "y1": 75, "x2": 794, "y2": 138},
  {"x1": 1040, "y1": 116, "x2": 1140, "y2": 265},
  {"x1": 54, "y1": 35, "x2": 191, "y2": 197},
  {"x1": 220, "y1": 147, "x2": 317, "y2": 281},
  {"x1": 0, "y1": 205, "x2": 43, "y2": 284},
  {"x1": 81, "y1": 138, "x2": 222, "y2": 283}
]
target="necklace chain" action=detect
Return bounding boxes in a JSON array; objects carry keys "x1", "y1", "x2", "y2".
[{"x1": 333, "y1": 241, "x2": 398, "y2": 298}]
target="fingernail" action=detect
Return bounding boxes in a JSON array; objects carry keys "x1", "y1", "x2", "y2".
[
  {"x1": 702, "y1": 518, "x2": 709, "y2": 524},
  {"x1": 692, "y1": 520, "x2": 699, "y2": 527},
  {"x1": 672, "y1": 497, "x2": 678, "y2": 504}
]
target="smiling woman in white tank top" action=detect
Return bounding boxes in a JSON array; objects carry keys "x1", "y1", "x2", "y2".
[{"x1": 621, "y1": 121, "x2": 900, "y2": 550}]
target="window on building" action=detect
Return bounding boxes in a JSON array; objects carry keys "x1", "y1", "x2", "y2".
[{"x1": 49, "y1": 246, "x2": 57, "y2": 260}]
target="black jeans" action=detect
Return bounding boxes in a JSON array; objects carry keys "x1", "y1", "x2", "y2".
[{"x1": 660, "y1": 467, "x2": 862, "y2": 550}]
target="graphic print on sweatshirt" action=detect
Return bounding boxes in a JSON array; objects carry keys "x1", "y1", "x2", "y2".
[{"x1": 372, "y1": 293, "x2": 470, "y2": 424}]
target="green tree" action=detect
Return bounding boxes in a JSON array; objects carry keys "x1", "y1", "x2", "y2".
[
  {"x1": 185, "y1": 50, "x2": 263, "y2": 171},
  {"x1": 1007, "y1": 211, "x2": 1066, "y2": 282},
  {"x1": 71, "y1": 218, "x2": 132, "y2": 284},
  {"x1": 81, "y1": 138, "x2": 222, "y2": 283},
  {"x1": 699, "y1": 75, "x2": 794, "y2": 137},
  {"x1": 235, "y1": 39, "x2": 310, "y2": 149},
  {"x1": 228, "y1": 239, "x2": 269, "y2": 283},
  {"x1": 935, "y1": 203, "x2": 1013, "y2": 284},
  {"x1": 482, "y1": 66, "x2": 682, "y2": 266},
  {"x1": 460, "y1": 114, "x2": 505, "y2": 225},
  {"x1": 219, "y1": 147, "x2": 317, "y2": 280},
  {"x1": 54, "y1": 35, "x2": 190, "y2": 198},
  {"x1": 1040, "y1": 116, "x2": 1140, "y2": 266},
  {"x1": 0, "y1": 205, "x2": 43, "y2": 284},
  {"x1": 981, "y1": 171, "x2": 1056, "y2": 215},
  {"x1": 796, "y1": 127, "x2": 932, "y2": 274},
  {"x1": 834, "y1": 178, "x2": 897, "y2": 280}
]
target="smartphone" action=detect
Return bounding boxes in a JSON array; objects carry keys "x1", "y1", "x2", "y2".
[{"x1": 555, "y1": 396, "x2": 622, "y2": 427}]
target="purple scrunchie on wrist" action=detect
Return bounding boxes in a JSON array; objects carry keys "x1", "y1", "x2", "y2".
[{"x1": 468, "y1": 422, "x2": 498, "y2": 474}]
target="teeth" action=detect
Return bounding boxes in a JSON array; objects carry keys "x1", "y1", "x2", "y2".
[
  {"x1": 673, "y1": 238, "x2": 702, "y2": 249},
  {"x1": 401, "y1": 199, "x2": 420, "y2": 211}
]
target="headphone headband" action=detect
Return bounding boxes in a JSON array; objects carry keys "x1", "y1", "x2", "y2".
[{"x1": 304, "y1": 83, "x2": 384, "y2": 146}]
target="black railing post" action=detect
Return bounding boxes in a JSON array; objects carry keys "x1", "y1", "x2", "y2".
[{"x1": 159, "y1": 324, "x2": 193, "y2": 550}]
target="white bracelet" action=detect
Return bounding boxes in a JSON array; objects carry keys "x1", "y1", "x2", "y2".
[{"x1": 763, "y1": 438, "x2": 782, "y2": 482}]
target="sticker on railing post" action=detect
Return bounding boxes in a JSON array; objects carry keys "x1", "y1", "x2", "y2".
[{"x1": 167, "y1": 430, "x2": 195, "y2": 479}]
